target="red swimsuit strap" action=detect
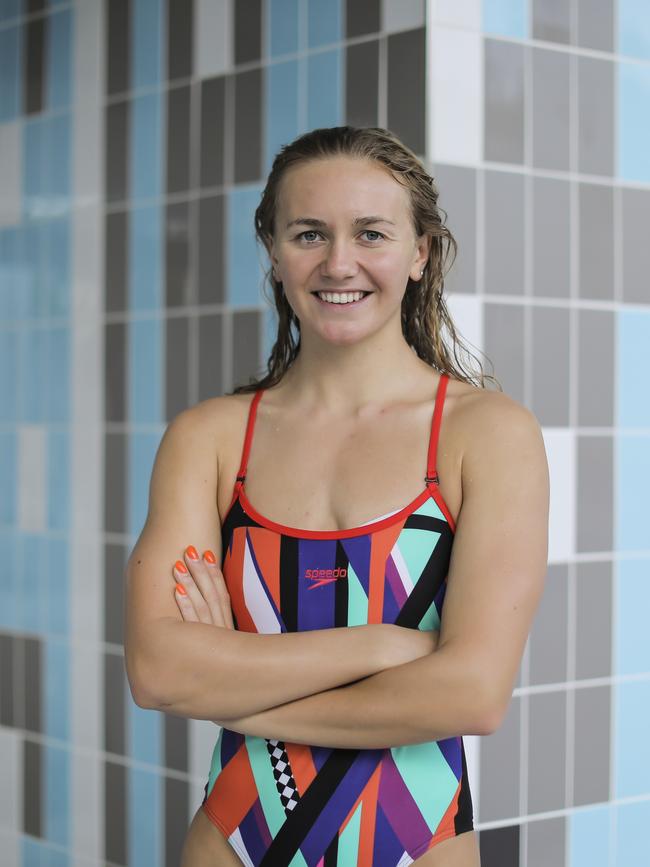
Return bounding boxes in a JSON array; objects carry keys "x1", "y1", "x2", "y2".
[
  {"x1": 425, "y1": 373, "x2": 449, "y2": 486},
  {"x1": 233, "y1": 388, "x2": 265, "y2": 493}
]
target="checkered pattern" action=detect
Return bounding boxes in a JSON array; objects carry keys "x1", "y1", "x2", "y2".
[{"x1": 266, "y1": 738, "x2": 301, "y2": 812}]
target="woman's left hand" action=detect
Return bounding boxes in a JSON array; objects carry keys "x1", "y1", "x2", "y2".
[{"x1": 172, "y1": 545, "x2": 235, "y2": 629}]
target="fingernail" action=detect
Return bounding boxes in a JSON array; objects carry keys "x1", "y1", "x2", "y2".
[
  {"x1": 204, "y1": 550, "x2": 216, "y2": 564},
  {"x1": 186, "y1": 545, "x2": 199, "y2": 560},
  {"x1": 175, "y1": 582, "x2": 187, "y2": 596},
  {"x1": 175, "y1": 559, "x2": 188, "y2": 573}
]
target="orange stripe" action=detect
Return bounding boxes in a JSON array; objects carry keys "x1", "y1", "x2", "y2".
[
  {"x1": 367, "y1": 522, "x2": 404, "y2": 623},
  {"x1": 204, "y1": 741, "x2": 258, "y2": 836},
  {"x1": 283, "y1": 742, "x2": 318, "y2": 796},
  {"x1": 224, "y1": 528, "x2": 257, "y2": 632},
  {"x1": 356, "y1": 762, "x2": 383, "y2": 866},
  {"x1": 247, "y1": 527, "x2": 282, "y2": 610}
]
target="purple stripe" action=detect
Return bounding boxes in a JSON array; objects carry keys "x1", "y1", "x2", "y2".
[
  {"x1": 437, "y1": 736, "x2": 462, "y2": 780},
  {"x1": 385, "y1": 553, "x2": 409, "y2": 609},
  {"x1": 376, "y1": 751, "x2": 431, "y2": 853}
]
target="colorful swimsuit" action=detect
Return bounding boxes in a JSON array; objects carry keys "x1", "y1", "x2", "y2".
[{"x1": 201, "y1": 373, "x2": 474, "y2": 866}]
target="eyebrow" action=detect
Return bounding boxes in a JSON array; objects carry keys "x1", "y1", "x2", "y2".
[{"x1": 285, "y1": 215, "x2": 396, "y2": 230}]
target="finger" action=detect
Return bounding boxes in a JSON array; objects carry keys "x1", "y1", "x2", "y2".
[
  {"x1": 174, "y1": 583, "x2": 200, "y2": 622},
  {"x1": 203, "y1": 550, "x2": 235, "y2": 630},
  {"x1": 182, "y1": 546, "x2": 227, "y2": 626},
  {"x1": 174, "y1": 559, "x2": 217, "y2": 625}
]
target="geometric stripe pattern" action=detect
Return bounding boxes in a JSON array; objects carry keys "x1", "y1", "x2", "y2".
[{"x1": 202, "y1": 375, "x2": 475, "y2": 865}]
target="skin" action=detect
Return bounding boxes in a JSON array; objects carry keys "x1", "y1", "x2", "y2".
[{"x1": 129, "y1": 155, "x2": 549, "y2": 865}]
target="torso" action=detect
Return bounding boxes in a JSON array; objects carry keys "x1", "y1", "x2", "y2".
[{"x1": 182, "y1": 371, "x2": 487, "y2": 867}]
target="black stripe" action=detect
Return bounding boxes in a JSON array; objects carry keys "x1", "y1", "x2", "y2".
[
  {"x1": 279, "y1": 533, "x2": 299, "y2": 632},
  {"x1": 395, "y1": 524, "x2": 453, "y2": 629},
  {"x1": 333, "y1": 541, "x2": 350, "y2": 627}
]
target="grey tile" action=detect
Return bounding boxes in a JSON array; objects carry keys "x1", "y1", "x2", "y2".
[
  {"x1": 527, "y1": 816, "x2": 566, "y2": 867},
  {"x1": 23, "y1": 637, "x2": 41, "y2": 734},
  {"x1": 233, "y1": 311, "x2": 262, "y2": 391},
  {"x1": 106, "y1": 0, "x2": 130, "y2": 96},
  {"x1": 165, "y1": 315, "x2": 190, "y2": 420},
  {"x1": 24, "y1": 16, "x2": 45, "y2": 115},
  {"x1": 434, "y1": 164, "x2": 477, "y2": 295},
  {"x1": 573, "y1": 685, "x2": 611, "y2": 806},
  {"x1": 233, "y1": 69, "x2": 262, "y2": 183},
  {"x1": 347, "y1": 0, "x2": 381, "y2": 37},
  {"x1": 479, "y1": 824, "x2": 520, "y2": 867},
  {"x1": 164, "y1": 713, "x2": 188, "y2": 772},
  {"x1": 576, "y1": 0, "x2": 614, "y2": 52},
  {"x1": 198, "y1": 313, "x2": 224, "y2": 401},
  {"x1": 484, "y1": 39, "x2": 525, "y2": 164},
  {"x1": 104, "y1": 543, "x2": 126, "y2": 646},
  {"x1": 484, "y1": 170, "x2": 525, "y2": 295},
  {"x1": 483, "y1": 303, "x2": 525, "y2": 403},
  {"x1": 104, "y1": 432, "x2": 126, "y2": 534},
  {"x1": 577, "y1": 309, "x2": 615, "y2": 427},
  {"x1": 22, "y1": 738, "x2": 41, "y2": 836},
  {"x1": 0, "y1": 634, "x2": 14, "y2": 727},
  {"x1": 622, "y1": 187, "x2": 650, "y2": 304},
  {"x1": 346, "y1": 39, "x2": 380, "y2": 128},
  {"x1": 531, "y1": 306, "x2": 570, "y2": 425},
  {"x1": 387, "y1": 28, "x2": 425, "y2": 156},
  {"x1": 382, "y1": 0, "x2": 425, "y2": 32},
  {"x1": 167, "y1": 0, "x2": 193, "y2": 81},
  {"x1": 578, "y1": 183, "x2": 614, "y2": 300},
  {"x1": 165, "y1": 775, "x2": 189, "y2": 867},
  {"x1": 200, "y1": 76, "x2": 226, "y2": 189},
  {"x1": 197, "y1": 195, "x2": 225, "y2": 305},
  {"x1": 166, "y1": 85, "x2": 191, "y2": 195},
  {"x1": 104, "y1": 651, "x2": 125, "y2": 755},
  {"x1": 105, "y1": 759, "x2": 127, "y2": 865},
  {"x1": 105, "y1": 100, "x2": 130, "y2": 205},
  {"x1": 576, "y1": 436, "x2": 613, "y2": 553},
  {"x1": 529, "y1": 563, "x2": 568, "y2": 685},
  {"x1": 532, "y1": 176, "x2": 571, "y2": 298},
  {"x1": 578, "y1": 56, "x2": 614, "y2": 176},
  {"x1": 532, "y1": 0, "x2": 571, "y2": 44},
  {"x1": 479, "y1": 695, "x2": 521, "y2": 822},
  {"x1": 104, "y1": 321, "x2": 125, "y2": 420},
  {"x1": 575, "y1": 561, "x2": 612, "y2": 680},
  {"x1": 234, "y1": 0, "x2": 262, "y2": 65},
  {"x1": 105, "y1": 210, "x2": 128, "y2": 313},
  {"x1": 165, "y1": 201, "x2": 192, "y2": 308},
  {"x1": 528, "y1": 691, "x2": 566, "y2": 813},
  {"x1": 532, "y1": 47, "x2": 570, "y2": 171}
]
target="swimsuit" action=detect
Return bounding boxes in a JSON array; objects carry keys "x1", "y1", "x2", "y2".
[{"x1": 201, "y1": 373, "x2": 474, "y2": 866}]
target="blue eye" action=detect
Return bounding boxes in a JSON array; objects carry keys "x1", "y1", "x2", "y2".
[{"x1": 295, "y1": 230, "x2": 385, "y2": 243}]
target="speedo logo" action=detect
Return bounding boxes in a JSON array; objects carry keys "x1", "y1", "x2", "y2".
[{"x1": 305, "y1": 567, "x2": 348, "y2": 590}]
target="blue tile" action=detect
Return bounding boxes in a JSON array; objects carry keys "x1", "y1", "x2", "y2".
[
  {"x1": 568, "y1": 804, "x2": 611, "y2": 867},
  {"x1": 129, "y1": 317, "x2": 162, "y2": 424},
  {"x1": 0, "y1": 529, "x2": 17, "y2": 628},
  {"x1": 17, "y1": 533, "x2": 47, "y2": 633},
  {"x1": 46, "y1": 8, "x2": 73, "y2": 110},
  {"x1": 44, "y1": 743, "x2": 70, "y2": 846},
  {"x1": 21, "y1": 836, "x2": 47, "y2": 867},
  {"x1": 615, "y1": 558, "x2": 650, "y2": 675},
  {"x1": 227, "y1": 186, "x2": 266, "y2": 307},
  {"x1": 46, "y1": 537, "x2": 69, "y2": 637},
  {"x1": 307, "y1": 48, "x2": 342, "y2": 130},
  {"x1": 0, "y1": 0, "x2": 21, "y2": 23},
  {"x1": 129, "y1": 431, "x2": 162, "y2": 537},
  {"x1": 20, "y1": 325, "x2": 47, "y2": 423},
  {"x1": 0, "y1": 227, "x2": 18, "y2": 320},
  {"x1": 44, "y1": 640, "x2": 70, "y2": 741},
  {"x1": 47, "y1": 113, "x2": 71, "y2": 215},
  {"x1": 0, "y1": 431, "x2": 16, "y2": 523},
  {"x1": 47, "y1": 430, "x2": 69, "y2": 532},
  {"x1": 269, "y1": 0, "x2": 299, "y2": 56},
  {"x1": 617, "y1": 310, "x2": 650, "y2": 427},
  {"x1": 128, "y1": 765, "x2": 162, "y2": 867},
  {"x1": 128, "y1": 699, "x2": 162, "y2": 765},
  {"x1": 23, "y1": 118, "x2": 46, "y2": 222},
  {"x1": 618, "y1": 61, "x2": 650, "y2": 183},
  {"x1": 614, "y1": 680, "x2": 650, "y2": 798},
  {"x1": 265, "y1": 59, "x2": 300, "y2": 175},
  {"x1": 129, "y1": 204, "x2": 162, "y2": 310},
  {"x1": 28, "y1": 220, "x2": 48, "y2": 320},
  {"x1": 46, "y1": 847, "x2": 70, "y2": 867},
  {"x1": 46, "y1": 326, "x2": 70, "y2": 424},
  {"x1": 615, "y1": 799, "x2": 650, "y2": 864},
  {"x1": 307, "y1": 0, "x2": 342, "y2": 48},
  {"x1": 615, "y1": 434, "x2": 650, "y2": 553},
  {"x1": 0, "y1": 24, "x2": 21, "y2": 121},
  {"x1": 483, "y1": 0, "x2": 527, "y2": 39},
  {"x1": 132, "y1": 0, "x2": 163, "y2": 88},
  {"x1": 618, "y1": 0, "x2": 650, "y2": 60},
  {"x1": 0, "y1": 328, "x2": 18, "y2": 423},
  {"x1": 45, "y1": 216, "x2": 71, "y2": 316},
  {"x1": 13, "y1": 224, "x2": 35, "y2": 319},
  {"x1": 130, "y1": 91, "x2": 163, "y2": 201}
]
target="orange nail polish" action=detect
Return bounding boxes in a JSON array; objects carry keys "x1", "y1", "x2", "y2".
[
  {"x1": 175, "y1": 559, "x2": 188, "y2": 573},
  {"x1": 175, "y1": 582, "x2": 187, "y2": 596},
  {"x1": 186, "y1": 545, "x2": 199, "y2": 560},
  {"x1": 204, "y1": 550, "x2": 216, "y2": 564}
]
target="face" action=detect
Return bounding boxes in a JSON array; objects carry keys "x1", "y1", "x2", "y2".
[{"x1": 268, "y1": 156, "x2": 430, "y2": 345}]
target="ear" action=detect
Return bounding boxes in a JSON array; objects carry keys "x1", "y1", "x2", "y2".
[{"x1": 410, "y1": 233, "x2": 432, "y2": 282}]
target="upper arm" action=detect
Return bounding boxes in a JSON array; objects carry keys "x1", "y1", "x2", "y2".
[
  {"x1": 124, "y1": 401, "x2": 224, "y2": 704},
  {"x1": 437, "y1": 391, "x2": 550, "y2": 732}
]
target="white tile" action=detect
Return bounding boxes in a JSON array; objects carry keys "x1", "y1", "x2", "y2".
[
  {"x1": 0, "y1": 729, "x2": 21, "y2": 831},
  {"x1": 0, "y1": 122, "x2": 21, "y2": 226},
  {"x1": 0, "y1": 830, "x2": 19, "y2": 867},
  {"x1": 195, "y1": 0, "x2": 232, "y2": 78},
  {"x1": 428, "y1": 26, "x2": 482, "y2": 166},
  {"x1": 189, "y1": 718, "x2": 219, "y2": 782},
  {"x1": 463, "y1": 733, "x2": 481, "y2": 822},
  {"x1": 72, "y1": 642, "x2": 101, "y2": 750},
  {"x1": 542, "y1": 428, "x2": 576, "y2": 563},
  {"x1": 18, "y1": 425, "x2": 47, "y2": 532},
  {"x1": 72, "y1": 749, "x2": 103, "y2": 863},
  {"x1": 445, "y1": 292, "x2": 483, "y2": 360},
  {"x1": 382, "y1": 0, "x2": 425, "y2": 33},
  {"x1": 431, "y1": 0, "x2": 481, "y2": 29}
]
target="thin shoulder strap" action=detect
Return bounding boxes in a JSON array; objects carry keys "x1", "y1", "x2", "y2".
[
  {"x1": 233, "y1": 389, "x2": 265, "y2": 496},
  {"x1": 425, "y1": 373, "x2": 449, "y2": 487}
]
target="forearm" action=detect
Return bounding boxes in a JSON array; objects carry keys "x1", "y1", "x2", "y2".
[
  {"x1": 133, "y1": 618, "x2": 393, "y2": 719},
  {"x1": 213, "y1": 644, "x2": 492, "y2": 748}
]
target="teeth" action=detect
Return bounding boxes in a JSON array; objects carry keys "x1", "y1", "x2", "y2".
[{"x1": 316, "y1": 291, "x2": 366, "y2": 304}]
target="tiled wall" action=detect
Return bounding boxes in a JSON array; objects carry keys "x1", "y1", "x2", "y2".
[{"x1": 0, "y1": 0, "x2": 648, "y2": 865}]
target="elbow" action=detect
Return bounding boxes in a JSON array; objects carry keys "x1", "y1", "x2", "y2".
[{"x1": 125, "y1": 653, "x2": 160, "y2": 710}]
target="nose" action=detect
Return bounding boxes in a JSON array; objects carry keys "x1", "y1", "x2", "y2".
[{"x1": 320, "y1": 238, "x2": 359, "y2": 281}]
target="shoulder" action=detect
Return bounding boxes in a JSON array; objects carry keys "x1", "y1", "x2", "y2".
[{"x1": 163, "y1": 392, "x2": 255, "y2": 454}]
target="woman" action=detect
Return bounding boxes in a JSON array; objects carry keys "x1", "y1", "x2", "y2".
[{"x1": 125, "y1": 126, "x2": 549, "y2": 866}]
